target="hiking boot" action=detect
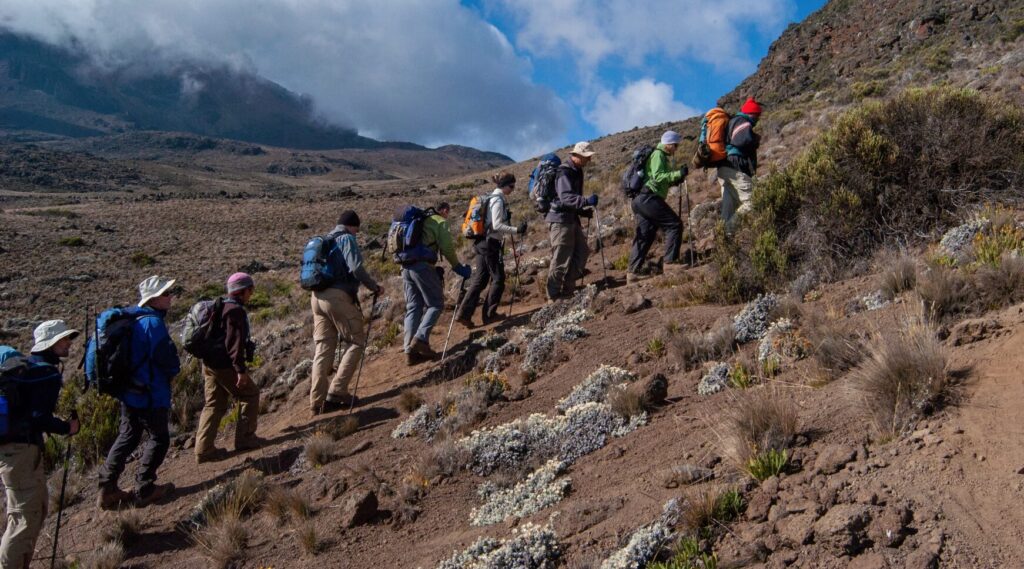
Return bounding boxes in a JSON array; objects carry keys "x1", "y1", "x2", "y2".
[
  {"x1": 627, "y1": 272, "x2": 652, "y2": 284},
  {"x1": 405, "y1": 350, "x2": 427, "y2": 366},
  {"x1": 455, "y1": 317, "x2": 475, "y2": 329},
  {"x1": 410, "y1": 339, "x2": 438, "y2": 360},
  {"x1": 135, "y1": 483, "x2": 174, "y2": 507},
  {"x1": 96, "y1": 485, "x2": 134, "y2": 511},
  {"x1": 234, "y1": 436, "x2": 267, "y2": 453},
  {"x1": 326, "y1": 393, "x2": 356, "y2": 409},
  {"x1": 195, "y1": 447, "x2": 229, "y2": 464}
]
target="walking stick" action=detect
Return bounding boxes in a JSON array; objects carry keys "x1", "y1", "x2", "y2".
[
  {"x1": 593, "y1": 206, "x2": 609, "y2": 286},
  {"x1": 506, "y1": 235, "x2": 522, "y2": 318},
  {"x1": 683, "y1": 180, "x2": 697, "y2": 265},
  {"x1": 347, "y1": 291, "x2": 379, "y2": 414},
  {"x1": 50, "y1": 410, "x2": 77, "y2": 569},
  {"x1": 441, "y1": 277, "x2": 469, "y2": 362},
  {"x1": 582, "y1": 215, "x2": 593, "y2": 288}
]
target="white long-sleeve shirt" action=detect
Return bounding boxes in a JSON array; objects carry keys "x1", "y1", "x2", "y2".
[{"x1": 487, "y1": 188, "x2": 518, "y2": 237}]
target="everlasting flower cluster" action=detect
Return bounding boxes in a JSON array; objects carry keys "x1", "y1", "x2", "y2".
[
  {"x1": 756, "y1": 318, "x2": 811, "y2": 363},
  {"x1": 530, "y1": 285, "x2": 597, "y2": 328},
  {"x1": 860, "y1": 290, "x2": 890, "y2": 311},
  {"x1": 599, "y1": 499, "x2": 682, "y2": 569},
  {"x1": 436, "y1": 523, "x2": 562, "y2": 569},
  {"x1": 522, "y1": 331, "x2": 557, "y2": 373},
  {"x1": 391, "y1": 402, "x2": 445, "y2": 440},
  {"x1": 698, "y1": 363, "x2": 731, "y2": 396},
  {"x1": 556, "y1": 365, "x2": 637, "y2": 412},
  {"x1": 732, "y1": 294, "x2": 779, "y2": 344},
  {"x1": 471, "y1": 460, "x2": 570, "y2": 526}
]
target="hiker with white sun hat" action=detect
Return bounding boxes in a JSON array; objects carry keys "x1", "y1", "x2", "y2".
[{"x1": 545, "y1": 141, "x2": 599, "y2": 301}]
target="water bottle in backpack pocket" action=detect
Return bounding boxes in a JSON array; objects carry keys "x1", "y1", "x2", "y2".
[{"x1": 390, "y1": 205, "x2": 438, "y2": 264}]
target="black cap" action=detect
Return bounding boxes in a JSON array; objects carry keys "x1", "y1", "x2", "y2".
[
  {"x1": 338, "y1": 210, "x2": 361, "y2": 227},
  {"x1": 436, "y1": 201, "x2": 450, "y2": 212}
]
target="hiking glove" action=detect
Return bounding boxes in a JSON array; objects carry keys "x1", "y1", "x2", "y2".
[
  {"x1": 579, "y1": 208, "x2": 594, "y2": 219},
  {"x1": 678, "y1": 165, "x2": 689, "y2": 179},
  {"x1": 454, "y1": 264, "x2": 472, "y2": 279},
  {"x1": 517, "y1": 221, "x2": 528, "y2": 235},
  {"x1": 586, "y1": 195, "x2": 599, "y2": 207}
]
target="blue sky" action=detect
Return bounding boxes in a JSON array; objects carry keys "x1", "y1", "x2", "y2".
[{"x1": 1, "y1": 0, "x2": 828, "y2": 159}]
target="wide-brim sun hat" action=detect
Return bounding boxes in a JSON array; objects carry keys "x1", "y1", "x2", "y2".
[
  {"x1": 138, "y1": 275, "x2": 176, "y2": 307},
  {"x1": 31, "y1": 319, "x2": 80, "y2": 353},
  {"x1": 570, "y1": 141, "x2": 596, "y2": 157}
]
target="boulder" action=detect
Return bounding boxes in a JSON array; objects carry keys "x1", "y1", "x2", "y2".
[
  {"x1": 640, "y1": 373, "x2": 668, "y2": 405},
  {"x1": 340, "y1": 489, "x2": 379, "y2": 528},
  {"x1": 623, "y1": 293, "x2": 652, "y2": 315},
  {"x1": 869, "y1": 504, "x2": 911, "y2": 548},
  {"x1": 815, "y1": 444, "x2": 858, "y2": 475},
  {"x1": 777, "y1": 512, "x2": 817, "y2": 546},
  {"x1": 813, "y1": 504, "x2": 872, "y2": 556}
]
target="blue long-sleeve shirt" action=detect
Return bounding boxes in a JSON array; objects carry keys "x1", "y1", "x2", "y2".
[
  {"x1": 326, "y1": 225, "x2": 379, "y2": 298},
  {"x1": 122, "y1": 307, "x2": 180, "y2": 409}
]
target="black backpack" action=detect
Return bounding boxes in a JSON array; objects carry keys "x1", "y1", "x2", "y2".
[
  {"x1": 529, "y1": 153, "x2": 562, "y2": 214},
  {"x1": 181, "y1": 297, "x2": 226, "y2": 359},
  {"x1": 621, "y1": 145, "x2": 656, "y2": 199},
  {"x1": 85, "y1": 307, "x2": 143, "y2": 396},
  {"x1": 0, "y1": 346, "x2": 61, "y2": 442}
]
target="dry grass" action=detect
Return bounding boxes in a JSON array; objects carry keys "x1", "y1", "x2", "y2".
[
  {"x1": 669, "y1": 318, "x2": 736, "y2": 371},
  {"x1": 879, "y1": 254, "x2": 918, "y2": 300},
  {"x1": 917, "y1": 265, "x2": 970, "y2": 322},
  {"x1": 853, "y1": 318, "x2": 948, "y2": 437},
  {"x1": 80, "y1": 541, "x2": 126, "y2": 569},
  {"x1": 304, "y1": 432, "x2": 340, "y2": 467},
  {"x1": 297, "y1": 522, "x2": 321, "y2": 556},
  {"x1": 607, "y1": 386, "x2": 648, "y2": 419},
  {"x1": 265, "y1": 486, "x2": 312, "y2": 525},
  {"x1": 398, "y1": 389, "x2": 425, "y2": 413},
  {"x1": 768, "y1": 294, "x2": 804, "y2": 322},
  {"x1": 976, "y1": 254, "x2": 1024, "y2": 309},
  {"x1": 804, "y1": 311, "x2": 864, "y2": 382},
  {"x1": 193, "y1": 507, "x2": 249, "y2": 569},
  {"x1": 717, "y1": 387, "x2": 799, "y2": 472},
  {"x1": 320, "y1": 416, "x2": 359, "y2": 440},
  {"x1": 417, "y1": 439, "x2": 469, "y2": 482},
  {"x1": 100, "y1": 508, "x2": 144, "y2": 545}
]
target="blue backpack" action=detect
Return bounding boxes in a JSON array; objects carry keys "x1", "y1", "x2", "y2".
[
  {"x1": 85, "y1": 307, "x2": 144, "y2": 397},
  {"x1": 0, "y1": 346, "x2": 61, "y2": 441},
  {"x1": 300, "y1": 230, "x2": 348, "y2": 291},
  {"x1": 389, "y1": 206, "x2": 438, "y2": 265},
  {"x1": 528, "y1": 153, "x2": 561, "y2": 214}
]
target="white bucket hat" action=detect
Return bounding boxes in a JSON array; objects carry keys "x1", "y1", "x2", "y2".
[
  {"x1": 661, "y1": 130, "x2": 682, "y2": 145},
  {"x1": 138, "y1": 275, "x2": 176, "y2": 307},
  {"x1": 570, "y1": 141, "x2": 596, "y2": 157},
  {"x1": 31, "y1": 320, "x2": 80, "y2": 353}
]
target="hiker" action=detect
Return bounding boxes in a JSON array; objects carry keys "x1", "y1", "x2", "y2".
[
  {"x1": 0, "y1": 321, "x2": 80, "y2": 568},
  {"x1": 97, "y1": 276, "x2": 181, "y2": 510},
  {"x1": 626, "y1": 131, "x2": 689, "y2": 282},
  {"x1": 456, "y1": 171, "x2": 527, "y2": 328},
  {"x1": 310, "y1": 210, "x2": 383, "y2": 414},
  {"x1": 195, "y1": 273, "x2": 263, "y2": 464},
  {"x1": 546, "y1": 142, "x2": 599, "y2": 301},
  {"x1": 717, "y1": 97, "x2": 762, "y2": 225},
  {"x1": 398, "y1": 201, "x2": 471, "y2": 365}
]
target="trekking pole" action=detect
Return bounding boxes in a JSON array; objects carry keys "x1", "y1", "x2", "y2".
[
  {"x1": 582, "y1": 215, "x2": 592, "y2": 288},
  {"x1": 348, "y1": 291, "x2": 379, "y2": 414},
  {"x1": 506, "y1": 235, "x2": 522, "y2": 318},
  {"x1": 683, "y1": 180, "x2": 697, "y2": 265},
  {"x1": 50, "y1": 410, "x2": 77, "y2": 569},
  {"x1": 441, "y1": 277, "x2": 469, "y2": 362},
  {"x1": 593, "y1": 206, "x2": 609, "y2": 286}
]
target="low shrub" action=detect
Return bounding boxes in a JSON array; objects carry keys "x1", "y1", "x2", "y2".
[
  {"x1": 25, "y1": 208, "x2": 79, "y2": 219},
  {"x1": 398, "y1": 389, "x2": 425, "y2": 413},
  {"x1": 976, "y1": 254, "x2": 1024, "y2": 309},
  {"x1": 100, "y1": 509, "x2": 144, "y2": 545},
  {"x1": 48, "y1": 377, "x2": 119, "y2": 471},
  {"x1": 854, "y1": 318, "x2": 948, "y2": 437},
  {"x1": 917, "y1": 265, "x2": 970, "y2": 322},
  {"x1": 649, "y1": 536, "x2": 718, "y2": 569},
  {"x1": 265, "y1": 486, "x2": 311, "y2": 525},
  {"x1": 130, "y1": 252, "x2": 157, "y2": 268},
  {"x1": 304, "y1": 432, "x2": 339, "y2": 467},
  {"x1": 607, "y1": 386, "x2": 648, "y2": 420},
  {"x1": 717, "y1": 388, "x2": 798, "y2": 475},
  {"x1": 193, "y1": 506, "x2": 248, "y2": 569},
  {"x1": 58, "y1": 236, "x2": 85, "y2": 247},
  {"x1": 804, "y1": 312, "x2": 863, "y2": 382},
  {"x1": 879, "y1": 254, "x2": 918, "y2": 299},
  {"x1": 746, "y1": 448, "x2": 789, "y2": 481}
]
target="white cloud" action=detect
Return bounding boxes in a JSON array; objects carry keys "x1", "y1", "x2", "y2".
[
  {"x1": 488, "y1": 0, "x2": 793, "y2": 77},
  {"x1": 0, "y1": 0, "x2": 568, "y2": 159},
  {"x1": 586, "y1": 79, "x2": 699, "y2": 134}
]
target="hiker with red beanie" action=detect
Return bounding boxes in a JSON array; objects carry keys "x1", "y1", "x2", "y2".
[
  {"x1": 194, "y1": 272, "x2": 263, "y2": 464},
  {"x1": 717, "y1": 97, "x2": 763, "y2": 226}
]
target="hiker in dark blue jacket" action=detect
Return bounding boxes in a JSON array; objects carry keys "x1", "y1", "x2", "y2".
[
  {"x1": 545, "y1": 141, "x2": 599, "y2": 301},
  {"x1": 97, "y1": 275, "x2": 181, "y2": 510},
  {"x1": 0, "y1": 320, "x2": 79, "y2": 568}
]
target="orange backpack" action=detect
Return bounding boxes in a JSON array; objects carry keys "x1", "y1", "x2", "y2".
[
  {"x1": 461, "y1": 194, "x2": 492, "y2": 239},
  {"x1": 692, "y1": 107, "x2": 731, "y2": 168}
]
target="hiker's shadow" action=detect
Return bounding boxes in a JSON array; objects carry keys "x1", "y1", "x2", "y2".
[{"x1": 126, "y1": 527, "x2": 192, "y2": 559}]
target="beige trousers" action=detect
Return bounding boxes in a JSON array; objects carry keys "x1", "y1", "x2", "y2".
[
  {"x1": 310, "y1": 288, "x2": 367, "y2": 411},
  {"x1": 717, "y1": 166, "x2": 754, "y2": 226},
  {"x1": 195, "y1": 366, "x2": 261, "y2": 456},
  {"x1": 545, "y1": 222, "x2": 589, "y2": 300},
  {"x1": 0, "y1": 443, "x2": 46, "y2": 569}
]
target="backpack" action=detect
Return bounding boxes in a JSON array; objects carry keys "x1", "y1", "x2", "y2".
[
  {"x1": 621, "y1": 145, "x2": 656, "y2": 199},
  {"x1": 0, "y1": 346, "x2": 61, "y2": 442},
  {"x1": 181, "y1": 297, "x2": 226, "y2": 359},
  {"x1": 528, "y1": 153, "x2": 561, "y2": 214},
  {"x1": 389, "y1": 206, "x2": 439, "y2": 265},
  {"x1": 300, "y1": 231, "x2": 346, "y2": 291},
  {"x1": 692, "y1": 108, "x2": 730, "y2": 169},
  {"x1": 461, "y1": 194, "x2": 494, "y2": 240},
  {"x1": 85, "y1": 307, "x2": 143, "y2": 397}
]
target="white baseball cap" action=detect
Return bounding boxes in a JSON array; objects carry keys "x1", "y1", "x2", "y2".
[
  {"x1": 570, "y1": 141, "x2": 596, "y2": 157},
  {"x1": 138, "y1": 275, "x2": 176, "y2": 307},
  {"x1": 31, "y1": 320, "x2": 80, "y2": 353}
]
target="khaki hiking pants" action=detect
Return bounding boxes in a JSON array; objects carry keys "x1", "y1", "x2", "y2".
[
  {"x1": 0, "y1": 443, "x2": 46, "y2": 569},
  {"x1": 546, "y1": 221, "x2": 589, "y2": 300},
  {"x1": 311, "y1": 287, "x2": 367, "y2": 411},
  {"x1": 195, "y1": 366, "x2": 261, "y2": 456},
  {"x1": 717, "y1": 166, "x2": 754, "y2": 227}
]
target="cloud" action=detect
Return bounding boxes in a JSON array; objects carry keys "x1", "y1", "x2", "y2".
[
  {"x1": 488, "y1": 0, "x2": 793, "y2": 76},
  {"x1": 586, "y1": 79, "x2": 699, "y2": 134},
  {"x1": 0, "y1": 0, "x2": 568, "y2": 159}
]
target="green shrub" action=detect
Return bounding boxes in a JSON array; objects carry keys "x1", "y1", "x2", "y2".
[
  {"x1": 372, "y1": 321, "x2": 401, "y2": 351},
  {"x1": 25, "y1": 208, "x2": 79, "y2": 219},
  {"x1": 47, "y1": 377, "x2": 120, "y2": 471},
  {"x1": 973, "y1": 223, "x2": 1024, "y2": 267},
  {"x1": 746, "y1": 449, "x2": 788, "y2": 481},
  {"x1": 649, "y1": 536, "x2": 718, "y2": 569},
  {"x1": 1005, "y1": 19, "x2": 1024, "y2": 42},
  {"x1": 647, "y1": 337, "x2": 666, "y2": 358},
  {"x1": 172, "y1": 358, "x2": 205, "y2": 431},
  {"x1": 850, "y1": 80, "x2": 887, "y2": 99},
  {"x1": 612, "y1": 253, "x2": 629, "y2": 271},
  {"x1": 58, "y1": 236, "x2": 85, "y2": 247},
  {"x1": 131, "y1": 252, "x2": 157, "y2": 268}
]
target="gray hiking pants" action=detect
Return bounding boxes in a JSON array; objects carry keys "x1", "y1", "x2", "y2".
[
  {"x1": 402, "y1": 261, "x2": 445, "y2": 349},
  {"x1": 546, "y1": 221, "x2": 589, "y2": 300}
]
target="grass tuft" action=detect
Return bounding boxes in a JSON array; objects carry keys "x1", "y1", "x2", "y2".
[
  {"x1": 304, "y1": 432, "x2": 339, "y2": 467},
  {"x1": 717, "y1": 387, "x2": 798, "y2": 478},
  {"x1": 398, "y1": 389, "x2": 425, "y2": 413}
]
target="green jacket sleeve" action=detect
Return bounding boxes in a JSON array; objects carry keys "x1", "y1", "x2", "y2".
[
  {"x1": 425, "y1": 216, "x2": 460, "y2": 268},
  {"x1": 645, "y1": 145, "x2": 682, "y2": 199}
]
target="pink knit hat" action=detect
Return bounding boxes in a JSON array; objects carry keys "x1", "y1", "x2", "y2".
[{"x1": 226, "y1": 272, "x2": 255, "y2": 294}]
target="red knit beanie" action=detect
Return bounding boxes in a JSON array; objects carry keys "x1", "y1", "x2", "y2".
[{"x1": 741, "y1": 97, "x2": 763, "y2": 116}]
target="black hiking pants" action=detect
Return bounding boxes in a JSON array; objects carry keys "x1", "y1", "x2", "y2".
[
  {"x1": 458, "y1": 237, "x2": 505, "y2": 322},
  {"x1": 628, "y1": 192, "x2": 682, "y2": 274},
  {"x1": 97, "y1": 404, "x2": 170, "y2": 492}
]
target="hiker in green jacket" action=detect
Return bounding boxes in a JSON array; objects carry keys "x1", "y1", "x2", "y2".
[{"x1": 627, "y1": 130, "x2": 687, "y2": 283}]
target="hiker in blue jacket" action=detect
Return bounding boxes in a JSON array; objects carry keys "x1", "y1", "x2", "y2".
[{"x1": 97, "y1": 275, "x2": 181, "y2": 510}]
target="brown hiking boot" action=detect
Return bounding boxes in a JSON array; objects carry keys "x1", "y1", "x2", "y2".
[
  {"x1": 626, "y1": 272, "x2": 652, "y2": 284},
  {"x1": 410, "y1": 339, "x2": 438, "y2": 360},
  {"x1": 196, "y1": 447, "x2": 229, "y2": 464},
  {"x1": 135, "y1": 483, "x2": 174, "y2": 507},
  {"x1": 406, "y1": 351, "x2": 425, "y2": 366},
  {"x1": 234, "y1": 436, "x2": 267, "y2": 453},
  {"x1": 455, "y1": 317, "x2": 475, "y2": 329},
  {"x1": 97, "y1": 485, "x2": 134, "y2": 511}
]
